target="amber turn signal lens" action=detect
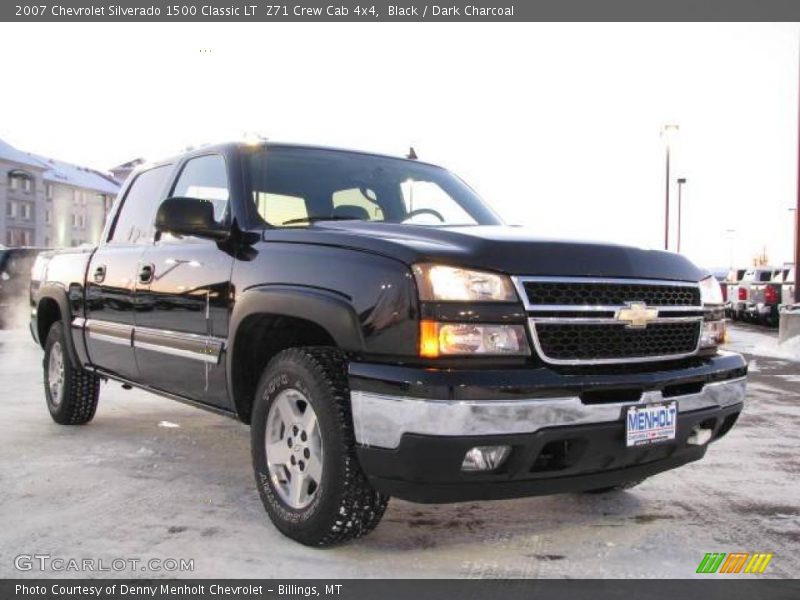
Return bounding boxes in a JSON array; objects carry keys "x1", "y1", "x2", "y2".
[{"x1": 419, "y1": 320, "x2": 440, "y2": 358}]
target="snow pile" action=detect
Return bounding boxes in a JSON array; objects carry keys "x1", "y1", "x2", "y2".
[
  {"x1": 752, "y1": 335, "x2": 800, "y2": 362},
  {"x1": 723, "y1": 324, "x2": 800, "y2": 362}
]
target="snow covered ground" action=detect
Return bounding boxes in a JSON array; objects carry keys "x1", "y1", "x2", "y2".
[
  {"x1": 0, "y1": 323, "x2": 797, "y2": 579},
  {"x1": 724, "y1": 321, "x2": 800, "y2": 362}
]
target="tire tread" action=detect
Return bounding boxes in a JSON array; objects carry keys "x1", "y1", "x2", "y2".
[
  {"x1": 253, "y1": 347, "x2": 388, "y2": 546},
  {"x1": 44, "y1": 322, "x2": 100, "y2": 425}
]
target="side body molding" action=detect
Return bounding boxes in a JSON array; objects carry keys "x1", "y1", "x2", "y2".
[{"x1": 226, "y1": 285, "x2": 365, "y2": 417}]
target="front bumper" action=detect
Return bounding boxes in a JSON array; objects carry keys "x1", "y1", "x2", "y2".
[{"x1": 349, "y1": 352, "x2": 746, "y2": 503}]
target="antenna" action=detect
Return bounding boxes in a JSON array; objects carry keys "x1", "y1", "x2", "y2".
[{"x1": 406, "y1": 146, "x2": 418, "y2": 160}]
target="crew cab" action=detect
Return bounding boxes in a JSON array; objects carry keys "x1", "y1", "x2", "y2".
[{"x1": 30, "y1": 142, "x2": 747, "y2": 546}]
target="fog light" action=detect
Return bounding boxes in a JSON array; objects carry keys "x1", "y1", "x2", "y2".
[
  {"x1": 687, "y1": 425, "x2": 713, "y2": 446},
  {"x1": 461, "y1": 445, "x2": 511, "y2": 472}
]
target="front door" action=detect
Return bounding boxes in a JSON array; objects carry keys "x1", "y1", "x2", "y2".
[{"x1": 132, "y1": 154, "x2": 234, "y2": 407}]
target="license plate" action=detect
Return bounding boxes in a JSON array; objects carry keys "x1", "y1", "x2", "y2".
[{"x1": 625, "y1": 401, "x2": 677, "y2": 447}]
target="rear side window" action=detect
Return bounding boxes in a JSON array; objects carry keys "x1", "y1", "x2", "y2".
[{"x1": 109, "y1": 166, "x2": 172, "y2": 244}]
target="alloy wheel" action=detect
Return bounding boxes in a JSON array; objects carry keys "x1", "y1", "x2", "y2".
[{"x1": 265, "y1": 388, "x2": 324, "y2": 509}]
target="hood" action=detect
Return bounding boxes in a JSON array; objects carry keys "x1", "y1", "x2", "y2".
[{"x1": 263, "y1": 222, "x2": 706, "y2": 282}]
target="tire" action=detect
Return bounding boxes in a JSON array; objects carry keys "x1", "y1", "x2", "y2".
[
  {"x1": 43, "y1": 322, "x2": 101, "y2": 425},
  {"x1": 766, "y1": 312, "x2": 779, "y2": 328},
  {"x1": 251, "y1": 347, "x2": 388, "y2": 546},
  {"x1": 582, "y1": 478, "x2": 646, "y2": 494}
]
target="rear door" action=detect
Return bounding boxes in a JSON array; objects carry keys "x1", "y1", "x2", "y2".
[
  {"x1": 132, "y1": 154, "x2": 234, "y2": 407},
  {"x1": 84, "y1": 165, "x2": 173, "y2": 380}
]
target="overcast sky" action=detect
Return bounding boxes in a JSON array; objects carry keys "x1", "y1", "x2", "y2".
[{"x1": 0, "y1": 22, "x2": 797, "y2": 269}]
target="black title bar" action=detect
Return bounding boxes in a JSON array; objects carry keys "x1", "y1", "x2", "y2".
[
  {"x1": 3, "y1": 580, "x2": 800, "y2": 600},
  {"x1": 7, "y1": 0, "x2": 800, "y2": 21}
]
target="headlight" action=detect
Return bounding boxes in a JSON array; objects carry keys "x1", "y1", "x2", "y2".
[
  {"x1": 412, "y1": 264, "x2": 517, "y2": 302},
  {"x1": 699, "y1": 275, "x2": 724, "y2": 305},
  {"x1": 419, "y1": 321, "x2": 529, "y2": 357},
  {"x1": 699, "y1": 276, "x2": 726, "y2": 351}
]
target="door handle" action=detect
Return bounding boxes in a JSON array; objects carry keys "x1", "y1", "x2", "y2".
[
  {"x1": 139, "y1": 263, "x2": 155, "y2": 284},
  {"x1": 93, "y1": 265, "x2": 106, "y2": 283}
]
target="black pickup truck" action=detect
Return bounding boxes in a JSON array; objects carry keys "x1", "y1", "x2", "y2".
[{"x1": 30, "y1": 142, "x2": 747, "y2": 546}]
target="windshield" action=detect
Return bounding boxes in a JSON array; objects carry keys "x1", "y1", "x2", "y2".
[{"x1": 244, "y1": 146, "x2": 502, "y2": 228}]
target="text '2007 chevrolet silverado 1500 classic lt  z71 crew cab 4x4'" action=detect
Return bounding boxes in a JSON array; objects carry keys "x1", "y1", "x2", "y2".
[{"x1": 30, "y1": 142, "x2": 747, "y2": 546}]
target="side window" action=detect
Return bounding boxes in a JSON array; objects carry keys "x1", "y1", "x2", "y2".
[
  {"x1": 332, "y1": 187, "x2": 384, "y2": 221},
  {"x1": 172, "y1": 154, "x2": 230, "y2": 223},
  {"x1": 255, "y1": 192, "x2": 308, "y2": 226},
  {"x1": 109, "y1": 165, "x2": 172, "y2": 244}
]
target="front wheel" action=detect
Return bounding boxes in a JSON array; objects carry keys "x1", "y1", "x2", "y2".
[
  {"x1": 43, "y1": 322, "x2": 101, "y2": 425},
  {"x1": 251, "y1": 347, "x2": 388, "y2": 546}
]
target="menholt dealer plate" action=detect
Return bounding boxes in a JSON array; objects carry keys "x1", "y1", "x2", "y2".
[{"x1": 625, "y1": 401, "x2": 677, "y2": 447}]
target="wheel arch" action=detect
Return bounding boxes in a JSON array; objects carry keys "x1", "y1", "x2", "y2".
[
  {"x1": 35, "y1": 285, "x2": 81, "y2": 368},
  {"x1": 227, "y1": 285, "x2": 364, "y2": 423}
]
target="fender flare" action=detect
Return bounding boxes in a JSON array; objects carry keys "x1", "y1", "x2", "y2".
[
  {"x1": 35, "y1": 283, "x2": 83, "y2": 368},
  {"x1": 226, "y1": 285, "x2": 364, "y2": 416}
]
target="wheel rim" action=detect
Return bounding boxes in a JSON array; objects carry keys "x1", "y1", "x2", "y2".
[
  {"x1": 48, "y1": 341, "x2": 65, "y2": 407},
  {"x1": 265, "y1": 388, "x2": 323, "y2": 509}
]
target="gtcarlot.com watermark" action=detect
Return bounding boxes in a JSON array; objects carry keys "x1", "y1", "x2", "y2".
[{"x1": 14, "y1": 554, "x2": 194, "y2": 573}]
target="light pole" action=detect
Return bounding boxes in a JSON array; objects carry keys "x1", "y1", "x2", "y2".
[
  {"x1": 661, "y1": 124, "x2": 680, "y2": 250},
  {"x1": 795, "y1": 37, "x2": 800, "y2": 302},
  {"x1": 677, "y1": 177, "x2": 687, "y2": 254}
]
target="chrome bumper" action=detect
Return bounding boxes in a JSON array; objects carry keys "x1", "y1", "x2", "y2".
[{"x1": 350, "y1": 377, "x2": 746, "y2": 449}]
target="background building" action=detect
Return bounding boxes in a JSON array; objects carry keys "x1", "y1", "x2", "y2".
[
  {"x1": 0, "y1": 138, "x2": 120, "y2": 248},
  {"x1": 110, "y1": 158, "x2": 145, "y2": 185}
]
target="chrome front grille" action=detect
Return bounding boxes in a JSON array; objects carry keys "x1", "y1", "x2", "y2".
[
  {"x1": 522, "y1": 280, "x2": 700, "y2": 307},
  {"x1": 512, "y1": 277, "x2": 703, "y2": 365}
]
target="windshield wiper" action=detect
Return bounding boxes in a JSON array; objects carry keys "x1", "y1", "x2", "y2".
[{"x1": 282, "y1": 216, "x2": 363, "y2": 225}]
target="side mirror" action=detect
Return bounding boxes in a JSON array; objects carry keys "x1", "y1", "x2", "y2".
[{"x1": 155, "y1": 197, "x2": 229, "y2": 240}]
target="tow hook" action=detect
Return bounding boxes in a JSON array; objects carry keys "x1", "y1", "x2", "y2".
[{"x1": 687, "y1": 424, "x2": 713, "y2": 446}]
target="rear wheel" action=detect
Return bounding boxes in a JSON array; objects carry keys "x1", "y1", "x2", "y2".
[
  {"x1": 251, "y1": 347, "x2": 388, "y2": 546},
  {"x1": 43, "y1": 322, "x2": 101, "y2": 425}
]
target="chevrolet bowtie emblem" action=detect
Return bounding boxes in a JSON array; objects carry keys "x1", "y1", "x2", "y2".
[{"x1": 615, "y1": 302, "x2": 659, "y2": 328}]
